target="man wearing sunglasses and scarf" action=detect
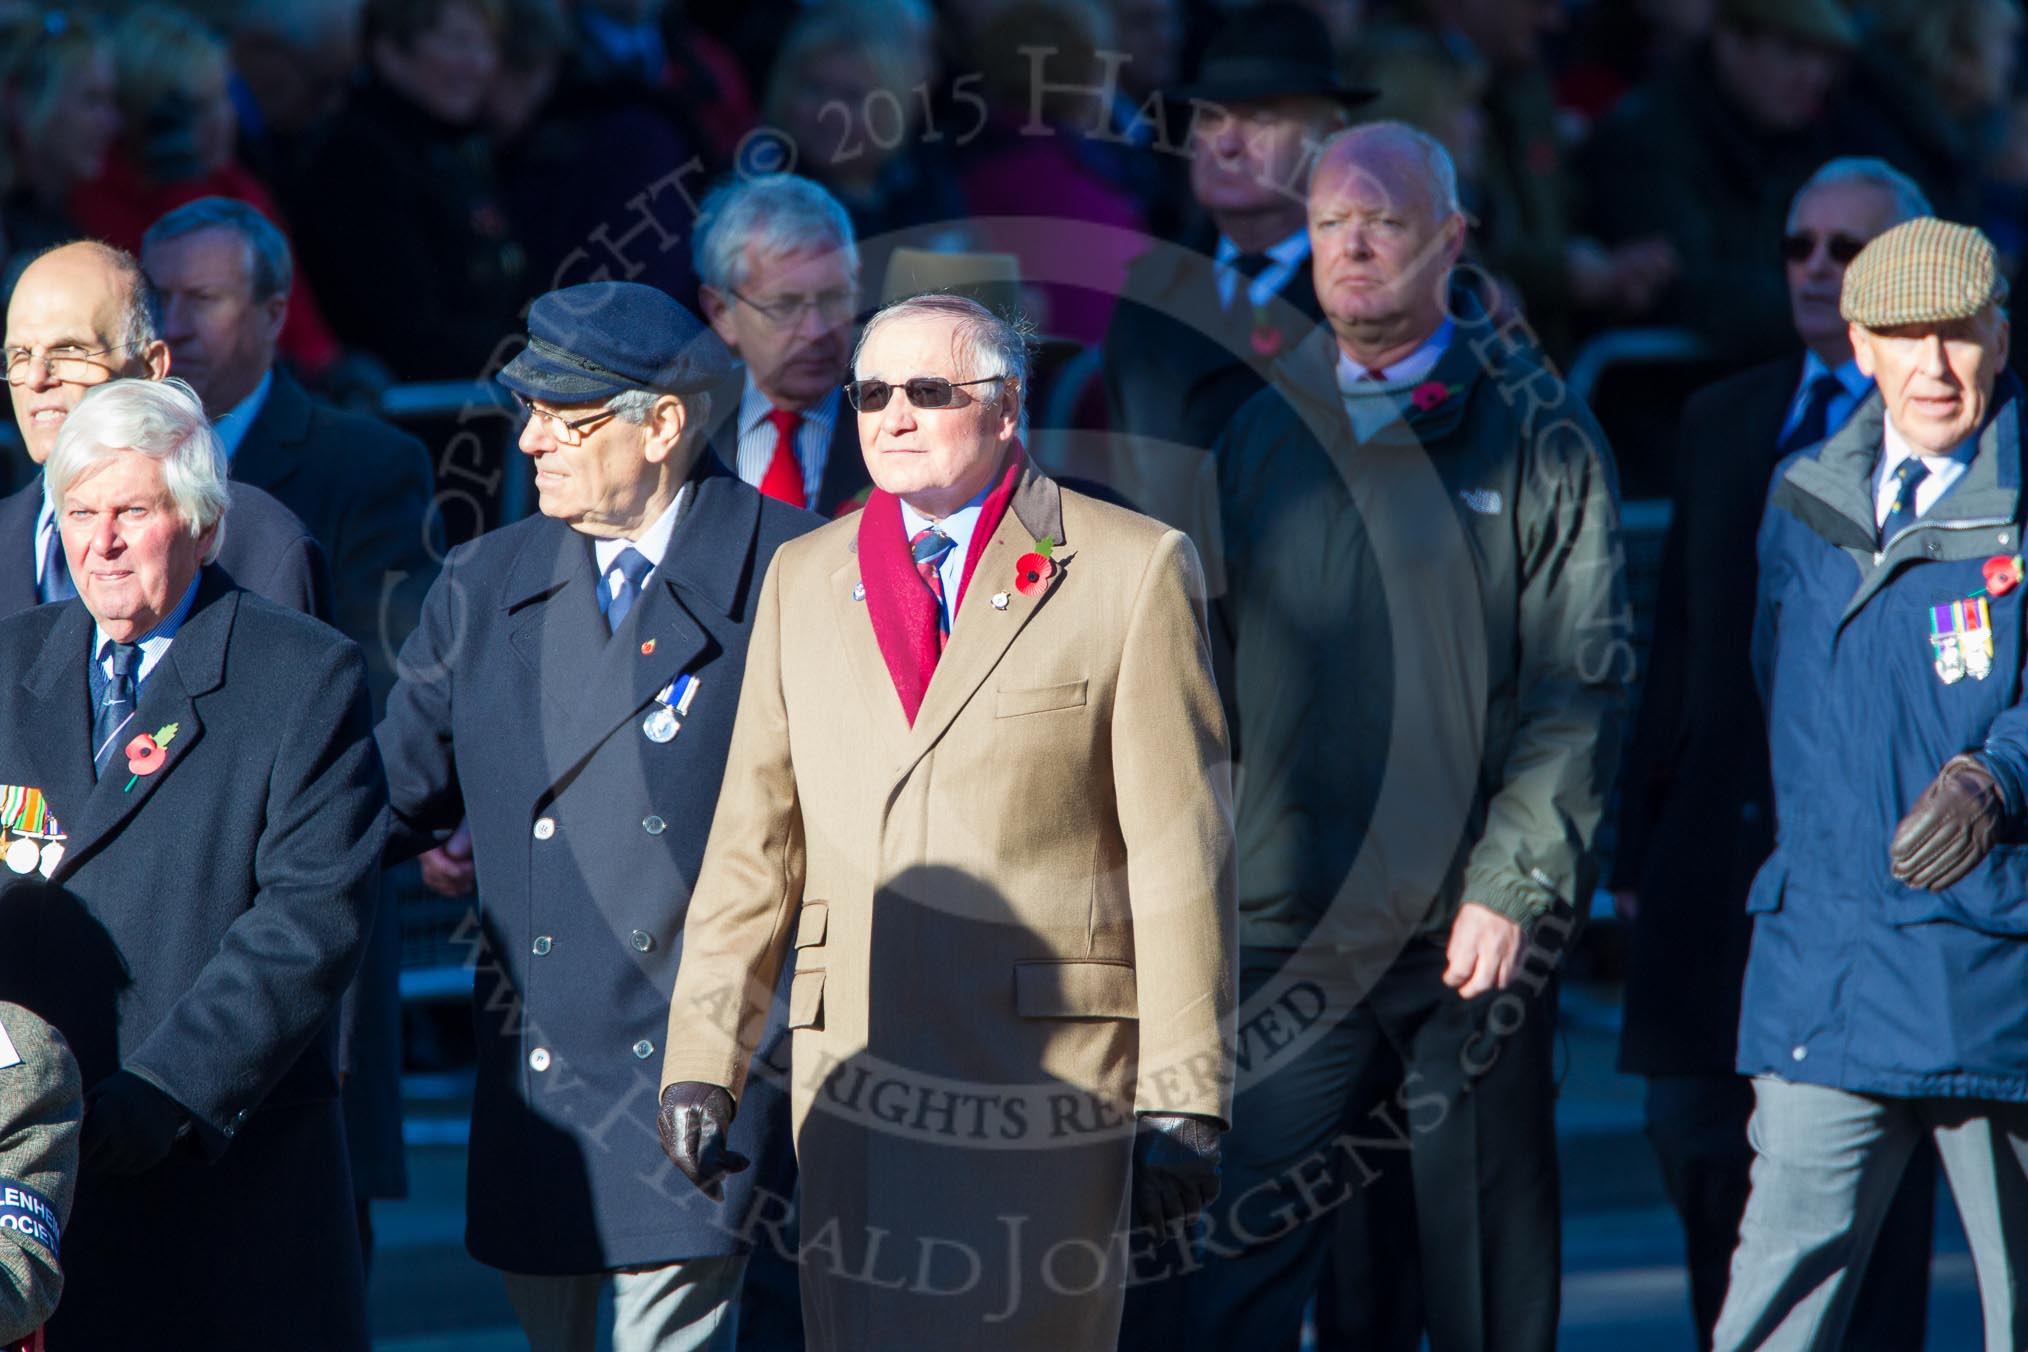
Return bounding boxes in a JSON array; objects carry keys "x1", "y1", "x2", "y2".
[
  {"x1": 1612, "y1": 156, "x2": 1940, "y2": 1349},
  {"x1": 658, "y1": 293, "x2": 1237, "y2": 1350}
]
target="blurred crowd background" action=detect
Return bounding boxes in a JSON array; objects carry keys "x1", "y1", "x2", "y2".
[{"x1": 1, "y1": 0, "x2": 2022, "y2": 514}]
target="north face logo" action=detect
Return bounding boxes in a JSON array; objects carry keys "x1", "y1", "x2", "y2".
[{"x1": 1459, "y1": 489, "x2": 1502, "y2": 515}]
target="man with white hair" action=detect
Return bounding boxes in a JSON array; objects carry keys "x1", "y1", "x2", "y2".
[
  {"x1": 1713, "y1": 217, "x2": 2025, "y2": 1351},
  {"x1": 0, "y1": 376, "x2": 383, "y2": 1349},
  {"x1": 658, "y1": 292, "x2": 1237, "y2": 1349},
  {"x1": 697, "y1": 173, "x2": 870, "y2": 516},
  {"x1": 1147, "y1": 121, "x2": 1624, "y2": 1351},
  {"x1": 0, "y1": 239, "x2": 327, "y2": 618},
  {"x1": 1613, "y1": 155, "x2": 1938, "y2": 1348}
]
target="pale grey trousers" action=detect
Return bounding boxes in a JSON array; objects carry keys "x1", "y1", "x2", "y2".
[
  {"x1": 502, "y1": 1255, "x2": 747, "y2": 1352},
  {"x1": 1713, "y1": 1076, "x2": 2028, "y2": 1352}
]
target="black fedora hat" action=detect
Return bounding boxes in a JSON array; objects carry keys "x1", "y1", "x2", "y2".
[{"x1": 1170, "y1": 2, "x2": 1378, "y2": 109}]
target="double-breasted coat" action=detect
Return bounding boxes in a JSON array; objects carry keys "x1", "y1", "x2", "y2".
[
  {"x1": 377, "y1": 456, "x2": 816, "y2": 1274},
  {"x1": 0, "y1": 574, "x2": 384, "y2": 1349},
  {"x1": 661, "y1": 465, "x2": 1238, "y2": 1351}
]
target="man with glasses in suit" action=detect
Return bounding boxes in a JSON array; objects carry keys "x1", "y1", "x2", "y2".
[
  {"x1": 696, "y1": 174, "x2": 870, "y2": 517},
  {"x1": 0, "y1": 240, "x2": 325, "y2": 618}
]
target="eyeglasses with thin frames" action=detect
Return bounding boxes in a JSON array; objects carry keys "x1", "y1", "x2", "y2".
[
  {"x1": 514, "y1": 392, "x2": 622, "y2": 445},
  {"x1": 731, "y1": 289, "x2": 857, "y2": 329},
  {"x1": 3, "y1": 340, "x2": 143, "y2": 387},
  {"x1": 843, "y1": 375, "x2": 1008, "y2": 413}
]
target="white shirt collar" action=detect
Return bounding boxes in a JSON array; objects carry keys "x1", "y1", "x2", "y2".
[
  {"x1": 898, "y1": 486, "x2": 989, "y2": 555},
  {"x1": 592, "y1": 483, "x2": 690, "y2": 585},
  {"x1": 1876, "y1": 415, "x2": 1977, "y2": 528},
  {"x1": 93, "y1": 574, "x2": 200, "y2": 687},
  {"x1": 211, "y1": 368, "x2": 275, "y2": 460},
  {"x1": 1336, "y1": 318, "x2": 1456, "y2": 388}
]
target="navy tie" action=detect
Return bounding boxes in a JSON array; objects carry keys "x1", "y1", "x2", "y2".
[
  {"x1": 1880, "y1": 457, "x2": 1932, "y2": 549},
  {"x1": 92, "y1": 641, "x2": 139, "y2": 778},
  {"x1": 1780, "y1": 374, "x2": 1845, "y2": 455},
  {"x1": 40, "y1": 525, "x2": 73, "y2": 604},
  {"x1": 601, "y1": 547, "x2": 653, "y2": 633}
]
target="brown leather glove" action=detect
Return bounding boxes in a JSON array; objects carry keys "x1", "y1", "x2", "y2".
[
  {"x1": 656, "y1": 1082, "x2": 749, "y2": 1201},
  {"x1": 1891, "y1": 753, "x2": 2007, "y2": 892}
]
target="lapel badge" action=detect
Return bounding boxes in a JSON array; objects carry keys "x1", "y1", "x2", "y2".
[
  {"x1": 990, "y1": 592, "x2": 1010, "y2": 610},
  {"x1": 641, "y1": 638, "x2": 657, "y2": 656},
  {"x1": 124, "y1": 722, "x2": 180, "y2": 791},
  {"x1": 852, "y1": 581, "x2": 865, "y2": 602}
]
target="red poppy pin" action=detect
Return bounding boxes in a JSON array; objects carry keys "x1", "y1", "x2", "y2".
[
  {"x1": 123, "y1": 722, "x2": 179, "y2": 792},
  {"x1": 1015, "y1": 536, "x2": 1057, "y2": 598},
  {"x1": 1411, "y1": 381, "x2": 1461, "y2": 412},
  {"x1": 1984, "y1": 555, "x2": 2023, "y2": 597}
]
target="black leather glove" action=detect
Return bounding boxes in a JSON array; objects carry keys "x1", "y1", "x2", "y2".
[
  {"x1": 81, "y1": 1070, "x2": 189, "y2": 1174},
  {"x1": 1132, "y1": 1113, "x2": 1223, "y2": 1235},
  {"x1": 657, "y1": 1082, "x2": 749, "y2": 1202},
  {"x1": 1892, "y1": 753, "x2": 2007, "y2": 892}
]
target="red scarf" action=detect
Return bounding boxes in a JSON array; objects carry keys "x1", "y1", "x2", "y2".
[{"x1": 857, "y1": 445, "x2": 1025, "y2": 725}]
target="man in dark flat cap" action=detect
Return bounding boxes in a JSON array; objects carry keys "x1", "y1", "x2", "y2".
[
  {"x1": 1715, "y1": 218, "x2": 2025, "y2": 1350},
  {"x1": 375, "y1": 281, "x2": 819, "y2": 1351}
]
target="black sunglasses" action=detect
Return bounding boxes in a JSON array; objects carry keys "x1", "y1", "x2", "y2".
[
  {"x1": 1782, "y1": 232, "x2": 1868, "y2": 265},
  {"x1": 844, "y1": 375, "x2": 1005, "y2": 412}
]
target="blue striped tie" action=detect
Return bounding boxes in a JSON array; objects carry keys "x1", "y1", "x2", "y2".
[
  {"x1": 92, "y1": 642, "x2": 139, "y2": 778},
  {"x1": 601, "y1": 547, "x2": 653, "y2": 634}
]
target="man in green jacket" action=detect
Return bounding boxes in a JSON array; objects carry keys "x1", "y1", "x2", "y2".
[{"x1": 1130, "y1": 120, "x2": 1627, "y2": 1352}]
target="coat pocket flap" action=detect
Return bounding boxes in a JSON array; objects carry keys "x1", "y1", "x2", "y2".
[
  {"x1": 789, "y1": 970, "x2": 825, "y2": 1029},
  {"x1": 995, "y1": 679, "x2": 1089, "y2": 719},
  {"x1": 795, "y1": 901, "x2": 828, "y2": 948},
  {"x1": 1014, "y1": 959, "x2": 1137, "y2": 1018}
]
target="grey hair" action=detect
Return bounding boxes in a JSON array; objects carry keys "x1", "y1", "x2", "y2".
[
  {"x1": 45, "y1": 377, "x2": 230, "y2": 564},
  {"x1": 604, "y1": 387, "x2": 713, "y2": 438},
  {"x1": 692, "y1": 174, "x2": 860, "y2": 296},
  {"x1": 1321, "y1": 120, "x2": 1464, "y2": 217},
  {"x1": 142, "y1": 197, "x2": 295, "y2": 304},
  {"x1": 1787, "y1": 157, "x2": 1935, "y2": 230},
  {"x1": 853, "y1": 293, "x2": 1032, "y2": 436}
]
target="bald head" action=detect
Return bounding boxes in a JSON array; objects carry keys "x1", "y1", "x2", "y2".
[
  {"x1": 6, "y1": 242, "x2": 169, "y2": 464},
  {"x1": 1307, "y1": 121, "x2": 1467, "y2": 365}
]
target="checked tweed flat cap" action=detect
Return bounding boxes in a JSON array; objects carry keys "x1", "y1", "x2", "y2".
[{"x1": 1842, "y1": 217, "x2": 2010, "y2": 329}]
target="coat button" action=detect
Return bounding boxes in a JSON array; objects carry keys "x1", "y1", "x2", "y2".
[
  {"x1": 642, "y1": 815, "x2": 666, "y2": 836},
  {"x1": 532, "y1": 935, "x2": 553, "y2": 955},
  {"x1": 630, "y1": 929, "x2": 654, "y2": 952},
  {"x1": 1792, "y1": 1045, "x2": 1808, "y2": 1062},
  {"x1": 530, "y1": 1047, "x2": 552, "y2": 1072},
  {"x1": 533, "y1": 816, "x2": 556, "y2": 840},
  {"x1": 632, "y1": 1039, "x2": 655, "y2": 1059},
  {"x1": 1925, "y1": 541, "x2": 1941, "y2": 557}
]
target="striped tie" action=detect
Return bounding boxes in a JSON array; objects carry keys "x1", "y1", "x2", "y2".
[
  {"x1": 92, "y1": 642, "x2": 139, "y2": 778},
  {"x1": 910, "y1": 526, "x2": 956, "y2": 647}
]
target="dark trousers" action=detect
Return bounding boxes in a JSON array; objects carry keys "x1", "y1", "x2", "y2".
[
  {"x1": 1645, "y1": 1073, "x2": 1935, "y2": 1351},
  {"x1": 1120, "y1": 936, "x2": 1563, "y2": 1352}
]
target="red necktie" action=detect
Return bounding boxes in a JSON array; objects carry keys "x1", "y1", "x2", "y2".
[
  {"x1": 910, "y1": 526, "x2": 956, "y2": 651},
  {"x1": 759, "y1": 408, "x2": 806, "y2": 508}
]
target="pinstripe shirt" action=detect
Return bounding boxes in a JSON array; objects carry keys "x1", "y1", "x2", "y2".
[{"x1": 733, "y1": 373, "x2": 841, "y2": 506}]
